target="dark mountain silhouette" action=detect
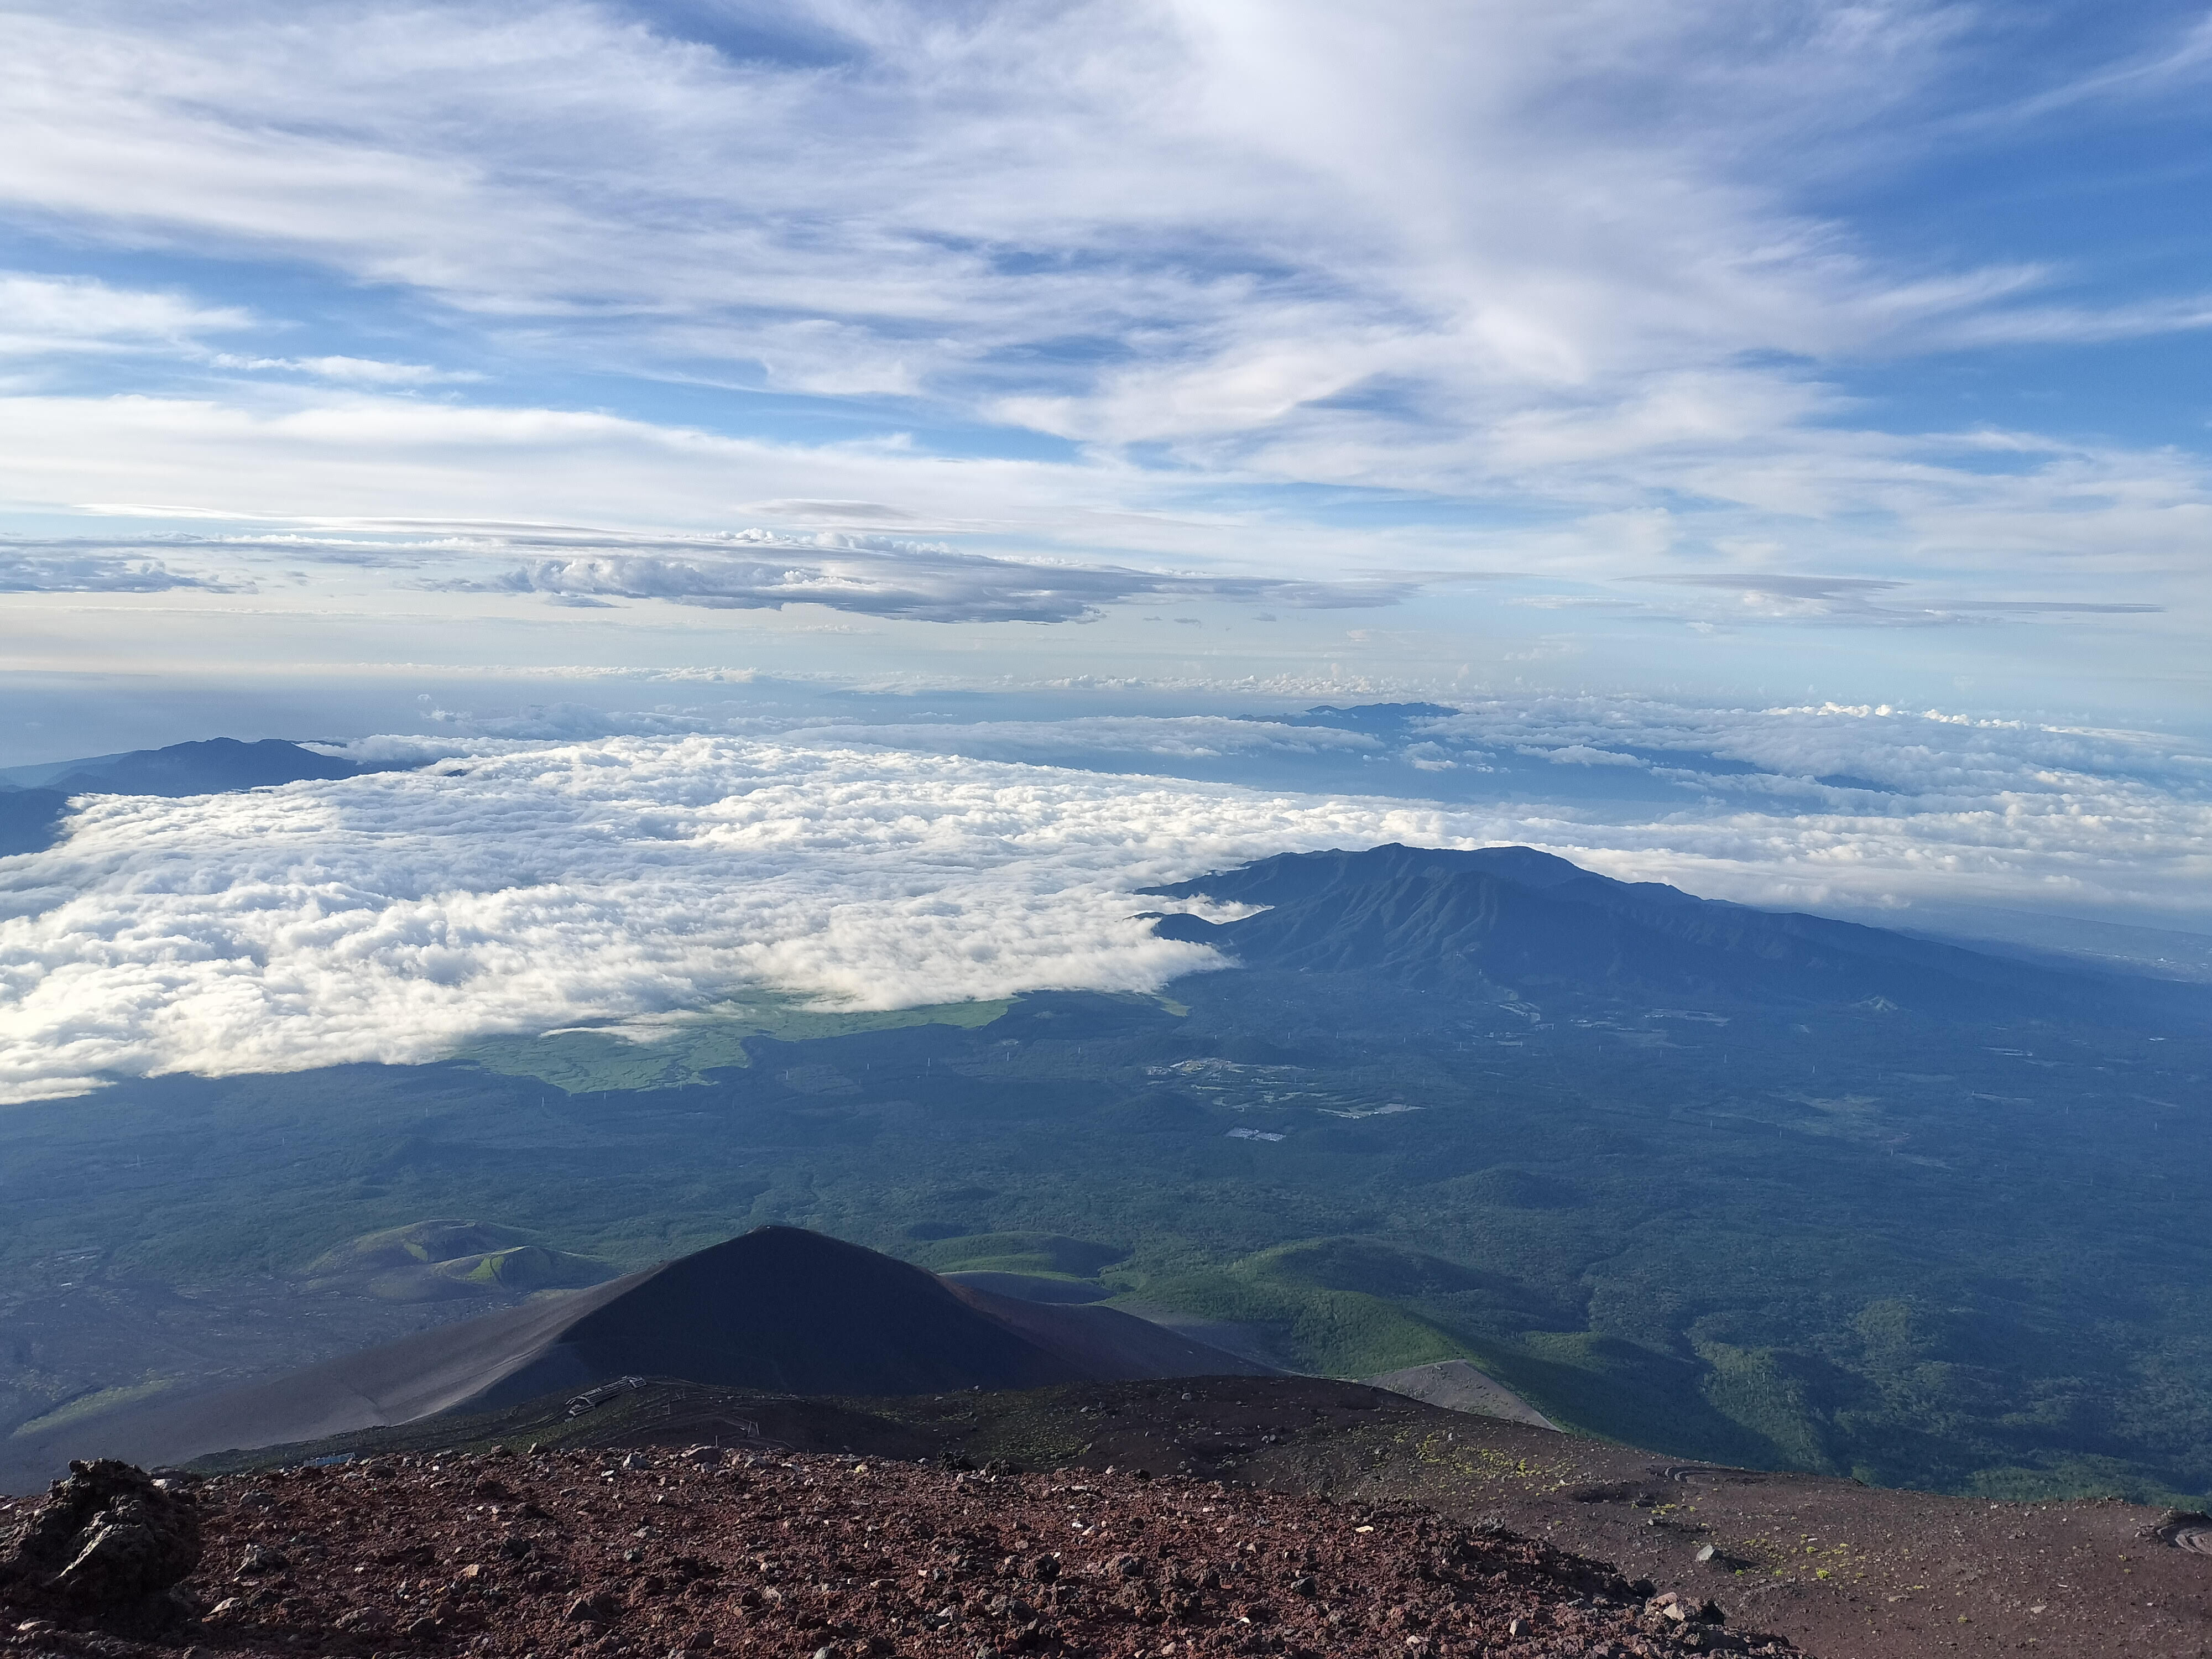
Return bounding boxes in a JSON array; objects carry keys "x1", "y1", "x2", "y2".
[
  {"x1": 1144, "y1": 843, "x2": 2208, "y2": 1024},
  {"x1": 8, "y1": 1228, "x2": 1266, "y2": 1485},
  {"x1": 0, "y1": 789, "x2": 66, "y2": 857},
  {"x1": 44, "y1": 738, "x2": 362, "y2": 797},
  {"x1": 0, "y1": 739, "x2": 374, "y2": 857}
]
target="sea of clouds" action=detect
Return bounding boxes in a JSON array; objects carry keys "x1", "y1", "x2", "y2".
[{"x1": 1, "y1": 701, "x2": 2206, "y2": 1104}]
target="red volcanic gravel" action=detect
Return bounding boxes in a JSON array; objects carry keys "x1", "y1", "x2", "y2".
[{"x1": 3, "y1": 1447, "x2": 1799, "y2": 1658}]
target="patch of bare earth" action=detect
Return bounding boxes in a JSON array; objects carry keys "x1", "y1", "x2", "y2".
[{"x1": 3, "y1": 1448, "x2": 1793, "y2": 1658}]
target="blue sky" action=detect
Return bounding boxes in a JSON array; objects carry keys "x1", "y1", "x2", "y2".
[
  {"x1": 6, "y1": 2, "x2": 2212, "y2": 1092},
  {"x1": 2, "y1": 0, "x2": 2210, "y2": 755}
]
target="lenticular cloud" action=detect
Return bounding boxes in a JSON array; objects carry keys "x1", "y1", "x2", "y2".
[{"x1": 0, "y1": 738, "x2": 1465, "y2": 1102}]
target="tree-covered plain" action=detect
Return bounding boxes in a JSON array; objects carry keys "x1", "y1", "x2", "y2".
[{"x1": 4, "y1": 961, "x2": 2206, "y2": 1504}]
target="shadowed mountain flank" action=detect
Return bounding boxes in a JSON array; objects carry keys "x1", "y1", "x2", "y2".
[
  {"x1": 0, "y1": 789, "x2": 67, "y2": 857},
  {"x1": 1365, "y1": 1358, "x2": 1559, "y2": 1430},
  {"x1": 6, "y1": 1228, "x2": 1266, "y2": 1488},
  {"x1": 0, "y1": 737, "x2": 366, "y2": 800},
  {"x1": 45, "y1": 738, "x2": 362, "y2": 797},
  {"x1": 1145, "y1": 843, "x2": 2208, "y2": 1024},
  {"x1": 0, "y1": 738, "x2": 383, "y2": 856}
]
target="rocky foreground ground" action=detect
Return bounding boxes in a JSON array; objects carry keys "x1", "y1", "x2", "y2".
[{"x1": 1, "y1": 1447, "x2": 1796, "y2": 1658}]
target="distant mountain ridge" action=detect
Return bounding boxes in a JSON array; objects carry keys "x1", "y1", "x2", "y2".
[
  {"x1": 0, "y1": 737, "x2": 363, "y2": 798},
  {"x1": 1144, "y1": 843, "x2": 2208, "y2": 1025},
  {"x1": 0, "y1": 738, "x2": 378, "y2": 857}
]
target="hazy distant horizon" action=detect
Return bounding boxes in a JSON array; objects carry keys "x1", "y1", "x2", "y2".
[{"x1": 3, "y1": 1, "x2": 2210, "y2": 751}]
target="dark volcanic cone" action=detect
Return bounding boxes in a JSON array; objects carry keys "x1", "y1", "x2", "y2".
[{"x1": 15, "y1": 1228, "x2": 1262, "y2": 1484}]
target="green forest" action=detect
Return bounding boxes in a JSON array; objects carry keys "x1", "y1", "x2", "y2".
[{"x1": 4, "y1": 967, "x2": 2208, "y2": 1504}]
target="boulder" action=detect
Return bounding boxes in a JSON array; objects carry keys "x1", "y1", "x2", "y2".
[{"x1": 0, "y1": 1458, "x2": 202, "y2": 1611}]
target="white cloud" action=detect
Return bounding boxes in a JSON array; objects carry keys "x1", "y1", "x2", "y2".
[
  {"x1": 209, "y1": 353, "x2": 478, "y2": 385},
  {"x1": 0, "y1": 541, "x2": 225, "y2": 593},
  {"x1": 0, "y1": 394, "x2": 1155, "y2": 545},
  {"x1": 0, "y1": 272, "x2": 251, "y2": 357},
  {"x1": 0, "y1": 392, "x2": 2199, "y2": 635},
  {"x1": 478, "y1": 530, "x2": 1417, "y2": 623},
  {"x1": 0, "y1": 2, "x2": 2206, "y2": 708},
  {"x1": 766, "y1": 716, "x2": 1387, "y2": 768},
  {"x1": 0, "y1": 509, "x2": 1422, "y2": 624},
  {"x1": 1, "y1": 706, "x2": 2205, "y2": 1104},
  {"x1": 1639, "y1": 574, "x2": 2163, "y2": 627},
  {"x1": 0, "y1": 737, "x2": 1449, "y2": 1102},
  {"x1": 3, "y1": 2, "x2": 2205, "y2": 491}
]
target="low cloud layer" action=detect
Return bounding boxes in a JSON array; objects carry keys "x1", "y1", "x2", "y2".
[
  {"x1": 1, "y1": 701, "x2": 2205, "y2": 1104},
  {"x1": 1640, "y1": 575, "x2": 2164, "y2": 627},
  {"x1": 4, "y1": 519, "x2": 2167, "y2": 648},
  {"x1": 2, "y1": 523, "x2": 1423, "y2": 626},
  {"x1": 479, "y1": 530, "x2": 1420, "y2": 624},
  {"x1": 0, "y1": 738, "x2": 1451, "y2": 1102},
  {"x1": 0, "y1": 542, "x2": 223, "y2": 593}
]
